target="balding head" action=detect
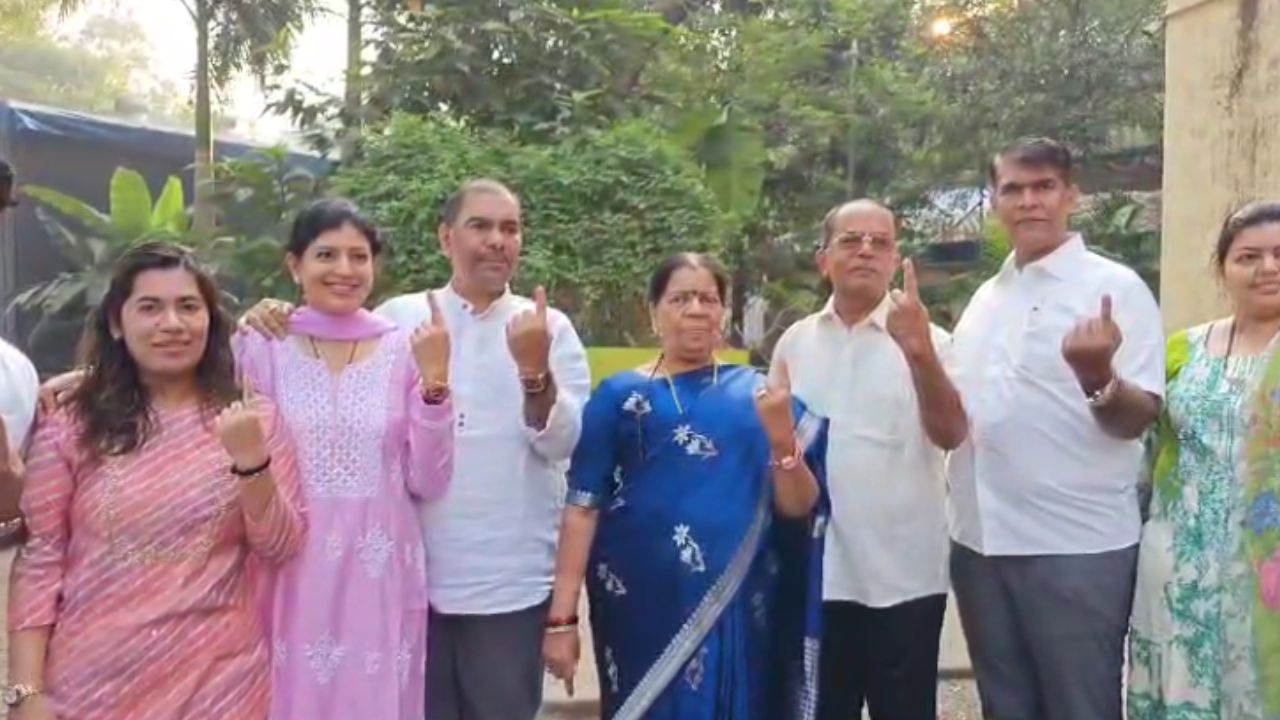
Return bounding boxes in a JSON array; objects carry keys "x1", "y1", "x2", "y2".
[
  {"x1": 817, "y1": 198, "x2": 899, "y2": 306},
  {"x1": 819, "y1": 199, "x2": 895, "y2": 248}
]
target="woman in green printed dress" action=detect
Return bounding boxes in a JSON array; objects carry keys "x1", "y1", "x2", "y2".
[{"x1": 1130, "y1": 202, "x2": 1280, "y2": 720}]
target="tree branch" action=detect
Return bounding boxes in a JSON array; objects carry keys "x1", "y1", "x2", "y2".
[
  {"x1": 611, "y1": 0, "x2": 695, "y2": 96},
  {"x1": 176, "y1": 0, "x2": 199, "y2": 23}
]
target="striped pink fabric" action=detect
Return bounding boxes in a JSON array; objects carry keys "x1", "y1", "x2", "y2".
[{"x1": 9, "y1": 400, "x2": 306, "y2": 720}]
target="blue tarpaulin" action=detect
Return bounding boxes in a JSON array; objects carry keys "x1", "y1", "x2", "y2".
[{"x1": 0, "y1": 100, "x2": 325, "y2": 373}]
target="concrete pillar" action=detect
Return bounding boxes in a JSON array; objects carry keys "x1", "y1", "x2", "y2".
[{"x1": 1161, "y1": 0, "x2": 1280, "y2": 330}]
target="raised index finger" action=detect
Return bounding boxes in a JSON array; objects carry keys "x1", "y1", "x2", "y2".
[
  {"x1": 1100, "y1": 294, "x2": 1113, "y2": 322},
  {"x1": 533, "y1": 286, "x2": 548, "y2": 323},
  {"x1": 902, "y1": 258, "x2": 919, "y2": 299},
  {"x1": 426, "y1": 290, "x2": 445, "y2": 327}
]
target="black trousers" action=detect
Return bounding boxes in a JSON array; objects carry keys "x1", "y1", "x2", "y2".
[{"x1": 817, "y1": 594, "x2": 947, "y2": 720}]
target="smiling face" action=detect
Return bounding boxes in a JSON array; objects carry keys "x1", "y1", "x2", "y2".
[
  {"x1": 114, "y1": 267, "x2": 210, "y2": 384},
  {"x1": 286, "y1": 221, "x2": 376, "y2": 314},
  {"x1": 1221, "y1": 222, "x2": 1280, "y2": 319},
  {"x1": 440, "y1": 189, "x2": 523, "y2": 298},
  {"x1": 817, "y1": 202, "x2": 898, "y2": 303},
  {"x1": 991, "y1": 157, "x2": 1080, "y2": 262}
]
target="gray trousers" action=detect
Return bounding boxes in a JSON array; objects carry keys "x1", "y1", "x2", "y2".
[
  {"x1": 951, "y1": 542, "x2": 1138, "y2": 720},
  {"x1": 425, "y1": 598, "x2": 549, "y2": 720}
]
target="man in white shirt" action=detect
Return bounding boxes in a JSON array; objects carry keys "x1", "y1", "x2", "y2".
[
  {"x1": 948, "y1": 138, "x2": 1164, "y2": 720},
  {"x1": 771, "y1": 200, "x2": 967, "y2": 720},
  {"x1": 243, "y1": 179, "x2": 590, "y2": 720},
  {"x1": 0, "y1": 159, "x2": 39, "y2": 537}
]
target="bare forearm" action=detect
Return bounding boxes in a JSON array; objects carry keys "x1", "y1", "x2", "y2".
[
  {"x1": 1092, "y1": 380, "x2": 1161, "y2": 440},
  {"x1": 0, "y1": 469, "x2": 22, "y2": 523},
  {"x1": 770, "y1": 450, "x2": 819, "y2": 519},
  {"x1": 550, "y1": 506, "x2": 599, "y2": 619},
  {"x1": 905, "y1": 348, "x2": 968, "y2": 451},
  {"x1": 238, "y1": 473, "x2": 278, "y2": 522},
  {"x1": 523, "y1": 375, "x2": 557, "y2": 432},
  {"x1": 9, "y1": 626, "x2": 51, "y2": 687}
]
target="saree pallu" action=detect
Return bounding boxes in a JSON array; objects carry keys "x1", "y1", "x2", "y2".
[{"x1": 568, "y1": 364, "x2": 828, "y2": 720}]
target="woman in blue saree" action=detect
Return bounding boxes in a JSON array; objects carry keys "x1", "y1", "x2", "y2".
[{"x1": 544, "y1": 253, "x2": 829, "y2": 720}]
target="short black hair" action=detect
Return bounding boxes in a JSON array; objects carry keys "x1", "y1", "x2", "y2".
[
  {"x1": 989, "y1": 137, "x2": 1075, "y2": 187},
  {"x1": 647, "y1": 252, "x2": 729, "y2": 306},
  {"x1": 287, "y1": 198, "x2": 382, "y2": 257},
  {"x1": 1214, "y1": 201, "x2": 1280, "y2": 270},
  {"x1": 440, "y1": 178, "x2": 520, "y2": 226}
]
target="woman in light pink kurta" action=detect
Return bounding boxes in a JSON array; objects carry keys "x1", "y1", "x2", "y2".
[
  {"x1": 236, "y1": 199, "x2": 454, "y2": 720},
  {"x1": 8, "y1": 243, "x2": 306, "y2": 720}
]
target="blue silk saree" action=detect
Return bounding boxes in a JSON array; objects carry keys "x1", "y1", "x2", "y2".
[{"x1": 567, "y1": 364, "x2": 829, "y2": 720}]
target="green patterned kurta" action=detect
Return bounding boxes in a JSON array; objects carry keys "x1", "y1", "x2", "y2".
[{"x1": 1130, "y1": 324, "x2": 1269, "y2": 720}]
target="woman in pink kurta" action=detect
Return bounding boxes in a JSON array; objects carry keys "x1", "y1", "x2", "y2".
[
  {"x1": 7, "y1": 243, "x2": 306, "y2": 720},
  {"x1": 235, "y1": 199, "x2": 454, "y2": 720}
]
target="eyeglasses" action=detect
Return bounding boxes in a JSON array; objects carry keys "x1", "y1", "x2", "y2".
[{"x1": 826, "y1": 231, "x2": 894, "y2": 253}]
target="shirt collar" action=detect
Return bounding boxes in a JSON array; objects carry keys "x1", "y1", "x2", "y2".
[
  {"x1": 998, "y1": 233, "x2": 1086, "y2": 281},
  {"x1": 441, "y1": 280, "x2": 512, "y2": 319},
  {"x1": 819, "y1": 292, "x2": 892, "y2": 330}
]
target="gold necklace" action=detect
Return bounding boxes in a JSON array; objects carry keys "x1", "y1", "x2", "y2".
[
  {"x1": 308, "y1": 337, "x2": 359, "y2": 367},
  {"x1": 658, "y1": 355, "x2": 719, "y2": 416}
]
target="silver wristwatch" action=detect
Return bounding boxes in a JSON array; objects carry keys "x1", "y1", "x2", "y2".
[
  {"x1": 3, "y1": 683, "x2": 41, "y2": 708},
  {"x1": 1085, "y1": 376, "x2": 1120, "y2": 408}
]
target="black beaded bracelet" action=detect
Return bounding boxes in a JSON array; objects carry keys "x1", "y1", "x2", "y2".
[{"x1": 230, "y1": 456, "x2": 272, "y2": 478}]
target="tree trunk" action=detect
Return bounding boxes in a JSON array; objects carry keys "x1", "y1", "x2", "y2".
[
  {"x1": 339, "y1": 0, "x2": 363, "y2": 163},
  {"x1": 728, "y1": 232, "x2": 752, "y2": 349},
  {"x1": 192, "y1": 0, "x2": 215, "y2": 233}
]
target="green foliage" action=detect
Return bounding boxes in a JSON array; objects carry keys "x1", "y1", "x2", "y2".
[
  {"x1": 917, "y1": 218, "x2": 1011, "y2": 329},
  {"x1": 11, "y1": 168, "x2": 192, "y2": 348},
  {"x1": 203, "y1": 148, "x2": 329, "y2": 312},
  {"x1": 362, "y1": 0, "x2": 669, "y2": 139},
  {"x1": 205, "y1": 0, "x2": 324, "y2": 88},
  {"x1": 0, "y1": 13, "x2": 191, "y2": 125},
  {"x1": 271, "y1": 0, "x2": 1166, "y2": 345},
  {"x1": 333, "y1": 114, "x2": 722, "y2": 344},
  {"x1": 673, "y1": 106, "x2": 767, "y2": 227},
  {"x1": 919, "y1": 0, "x2": 1165, "y2": 178},
  {"x1": 0, "y1": 0, "x2": 58, "y2": 40},
  {"x1": 1076, "y1": 192, "x2": 1161, "y2": 297}
]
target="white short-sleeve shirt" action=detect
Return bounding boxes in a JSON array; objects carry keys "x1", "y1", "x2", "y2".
[
  {"x1": 947, "y1": 234, "x2": 1165, "y2": 556},
  {"x1": 773, "y1": 295, "x2": 951, "y2": 607}
]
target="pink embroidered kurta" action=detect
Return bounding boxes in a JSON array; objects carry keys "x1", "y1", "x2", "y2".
[
  {"x1": 9, "y1": 401, "x2": 306, "y2": 720},
  {"x1": 235, "y1": 329, "x2": 453, "y2": 720}
]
